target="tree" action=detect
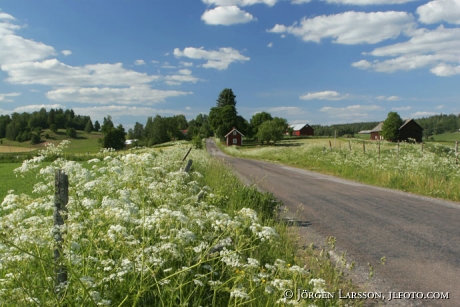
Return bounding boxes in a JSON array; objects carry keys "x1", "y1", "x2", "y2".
[
  {"x1": 381, "y1": 112, "x2": 403, "y2": 142},
  {"x1": 216, "y1": 88, "x2": 237, "y2": 108},
  {"x1": 84, "y1": 120, "x2": 93, "y2": 134},
  {"x1": 102, "y1": 124, "x2": 126, "y2": 150},
  {"x1": 94, "y1": 120, "x2": 101, "y2": 132},
  {"x1": 256, "y1": 120, "x2": 286, "y2": 145},
  {"x1": 209, "y1": 105, "x2": 238, "y2": 139},
  {"x1": 250, "y1": 112, "x2": 273, "y2": 137},
  {"x1": 101, "y1": 116, "x2": 114, "y2": 133}
]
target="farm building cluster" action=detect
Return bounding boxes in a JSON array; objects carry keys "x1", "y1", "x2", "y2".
[{"x1": 362, "y1": 119, "x2": 424, "y2": 143}]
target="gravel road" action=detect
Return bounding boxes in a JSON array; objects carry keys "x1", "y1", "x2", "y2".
[{"x1": 206, "y1": 139, "x2": 460, "y2": 307}]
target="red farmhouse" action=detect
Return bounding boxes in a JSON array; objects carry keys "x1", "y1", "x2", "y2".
[
  {"x1": 289, "y1": 124, "x2": 314, "y2": 136},
  {"x1": 225, "y1": 127, "x2": 244, "y2": 146}
]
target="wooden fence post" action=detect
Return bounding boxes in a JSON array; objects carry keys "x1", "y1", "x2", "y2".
[
  {"x1": 378, "y1": 140, "x2": 380, "y2": 161},
  {"x1": 329, "y1": 140, "x2": 332, "y2": 151},
  {"x1": 182, "y1": 147, "x2": 192, "y2": 162},
  {"x1": 363, "y1": 140, "x2": 365, "y2": 154},
  {"x1": 456, "y1": 141, "x2": 458, "y2": 165},
  {"x1": 54, "y1": 170, "x2": 68, "y2": 296},
  {"x1": 184, "y1": 159, "x2": 193, "y2": 173},
  {"x1": 348, "y1": 140, "x2": 351, "y2": 151}
]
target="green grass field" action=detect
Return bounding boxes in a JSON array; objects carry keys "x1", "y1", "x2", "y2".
[{"x1": 0, "y1": 163, "x2": 36, "y2": 201}]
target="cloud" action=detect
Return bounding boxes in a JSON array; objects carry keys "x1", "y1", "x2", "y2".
[
  {"x1": 411, "y1": 111, "x2": 437, "y2": 117},
  {"x1": 292, "y1": 0, "x2": 311, "y2": 4},
  {"x1": 201, "y1": 6, "x2": 256, "y2": 25},
  {"x1": 320, "y1": 104, "x2": 384, "y2": 119},
  {"x1": 180, "y1": 61, "x2": 194, "y2": 67},
  {"x1": 353, "y1": 25, "x2": 460, "y2": 76},
  {"x1": 0, "y1": 92, "x2": 20, "y2": 102},
  {"x1": 267, "y1": 106, "x2": 306, "y2": 115},
  {"x1": 46, "y1": 86, "x2": 192, "y2": 105},
  {"x1": 268, "y1": 11, "x2": 414, "y2": 45},
  {"x1": 435, "y1": 105, "x2": 445, "y2": 109},
  {"x1": 392, "y1": 106, "x2": 411, "y2": 111},
  {"x1": 417, "y1": 0, "x2": 460, "y2": 25},
  {"x1": 72, "y1": 105, "x2": 192, "y2": 121},
  {"x1": 267, "y1": 42, "x2": 273, "y2": 48},
  {"x1": 376, "y1": 95, "x2": 400, "y2": 101},
  {"x1": 300, "y1": 91, "x2": 349, "y2": 100},
  {"x1": 202, "y1": 0, "x2": 277, "y2": 6},
  {"x1": 134, "y1": 59, "x2": 146, "y2": 65},
  {"x1": 0, "y1": 16, "x2": 56, "y2": 65},
  {"x1": 13, "y1": 104, "x2": 66, "y2": 113},
  {"x1": 324, "y1": 0, "x2": 416, "y2": 4},
  {"x1": 61, "y1": 50, "x2": 72, "y2": 56},
  {"x1": 164, "y1": 69, "x2": 202, "y2": 85},
  {"x1": 2, "y1": 59, "x2": 159, "y2": 86},
  {"x1": 173, "y1": 46, "x2": 249, "y2": 70}
]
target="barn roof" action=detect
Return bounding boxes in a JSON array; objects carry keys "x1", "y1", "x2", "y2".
[
  {"x1": 289, "y1": 123, "x2": 311, "y2": 131},
  {"x1": 399, "y1": 118, "x2": 423, "y2": 130},
  {"x1": 224, "y1": 127, "x2": 244, "y2": 137},
  {"x1": 371, "y1": 119, "x2": 423, "y2": 133},
  {"x1": 370, "y1": 122, "x2": 383, "y2": 132}
]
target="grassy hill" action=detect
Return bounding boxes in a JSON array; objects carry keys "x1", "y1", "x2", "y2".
[{"x1": 0, "y1": 129, "x2": 104, "y2": 155}]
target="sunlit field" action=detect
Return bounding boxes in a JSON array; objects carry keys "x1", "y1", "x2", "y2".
[
  {"x1": 222, "y1": 137, "x2": 460, "y2": 202},
  {"x1": 0, "y1": 141, "x2": 360, "y2": 306}
]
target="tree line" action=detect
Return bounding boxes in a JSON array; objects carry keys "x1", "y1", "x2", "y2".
[
  {"x1": 2, "y1": 90, "x2": 459, "y2": 149},
  {"x1": 0, "y1": 108, "x2": 97, "y2": 144}
]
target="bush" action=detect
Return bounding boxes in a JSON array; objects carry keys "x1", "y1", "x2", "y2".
[
  {"x1": 66, "y1": 127, "x2": 77, "y2": 138},
  {"x1": 30, "y1": 133, "x2": 41, "y2": 145}
]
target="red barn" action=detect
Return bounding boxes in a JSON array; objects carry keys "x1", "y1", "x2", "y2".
[
  {"x1": 289, "y1": 124, "x2": 314, "y2": 136},
  {"x1": 225, "y1": 127, "x2": 244, "y2": 146}
]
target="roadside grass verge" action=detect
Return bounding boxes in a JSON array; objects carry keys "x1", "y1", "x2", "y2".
[
  {"x1": 219, "y1": 138, "x2": 460, "y2": 202},
  {"x1": 0, "y1": 141, "x2": 361, "y2": 306}
]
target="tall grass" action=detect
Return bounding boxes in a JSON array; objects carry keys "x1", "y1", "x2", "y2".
[
  {"x1": 222, "y1": 139, "x2": 460, "y2": 202},
  {"x1": 0, "y1": 141, "x2": 360, "y2": 306}
]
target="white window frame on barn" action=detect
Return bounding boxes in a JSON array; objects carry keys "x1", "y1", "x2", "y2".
[
  {"x1": 233, "y1": 139, "x2": 237, "y2": 144},
  {"x1": 233, "y1": 131, "x2": 237, "y2": 136}
]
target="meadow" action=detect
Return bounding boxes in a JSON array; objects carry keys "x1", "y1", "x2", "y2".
[
  {"x1": 0, "y1": 141, "x2": 361, "y2": 307},
  {"x1": 221, "y1": 137, "x2": 460, "y2": 202}
]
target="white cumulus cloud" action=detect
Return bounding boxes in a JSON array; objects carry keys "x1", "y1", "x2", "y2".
[
  {"x1": 13, "y1": 104, "x2": 66, "y2": 112},
  {"x1": 173, "y1": 46, "x2": 249, "y2": 70},
  {"x1": 300, "y1": 91, "x2": 349, "y2": 100},
  {"x1": 320, "y1": 105, "x2": 384, "y2": 120},
  {"x1": 268, "y1": 11, "x2": 414, "y2": 45},
  {"x1": 324, "y1": 0, "x2": 416, "y2": 4},
  {"x1": 134, "y1": 59, "x2": 146, "y2": 65},
  {"x1": 0, "y1": 17, "x2": 56, "y2": 65},
  {"x1": 202, "y1": 0, "x2": 277, "y2": 6},
  {"x1": 61, "y1": 50, "x2": 72, "y2": 56},
  {"x1": 0, "y1": 92, "x2": 20, "y2": 102},
  {"x1": 2, "y1": 59, "x2": 159, "y2": 86},
  {"x1": 417, "y1": 0, "x2": 460, "y2": 25},
  {"x1": 353, "y1": 25, "x2": 460, "y2": 76},
  {"x1": 202, "y1": 6, "x2": 256, "y2": 25},
  {"x1": 46, "y1": 86, "x2": 192, "y2": 105}
]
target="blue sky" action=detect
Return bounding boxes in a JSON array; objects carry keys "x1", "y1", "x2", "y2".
[{"x1": 1, "y1": 0, "x2": 459, "y2": 130}]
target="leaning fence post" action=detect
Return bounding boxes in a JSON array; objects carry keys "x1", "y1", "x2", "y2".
[
  {"x1": 348, "y1": 140, "x2": 351, "y2": 151},
  {"x1": 54, "y1": 170, "x2": 68, "y2": 297},
  {"x1": 329, "y1": 140, "x2": 332, "y2": 151},
  {"x1": 182, "y1": 147, "x2": 192, "y2": 162}
]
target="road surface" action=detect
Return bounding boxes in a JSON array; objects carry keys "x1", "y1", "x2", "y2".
[{"x1": 206, "y1": 139, "x2": 460, "y2": 307}]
